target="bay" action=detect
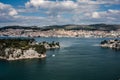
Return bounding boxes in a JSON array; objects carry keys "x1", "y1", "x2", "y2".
[{"x1": 0, "y1": 37, "x2": 120, "y2": 80}]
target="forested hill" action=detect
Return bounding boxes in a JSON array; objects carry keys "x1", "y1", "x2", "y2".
[
  {"x1": 0, "y1": 26, "x2": 42, "y2": 30},
  {"x1": 43, "y1": 24, "x2": 120, "y2": 31},
  {"x1": 0, "y1": 24, "x2": 120, "y2": 31}
]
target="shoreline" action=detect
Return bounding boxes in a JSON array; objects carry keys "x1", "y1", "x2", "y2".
[
  {"x1": 0, "y1": 29, "x2": 120, "y2": 38},
  {"x1": 0, "y1": 38, "x2": 60, "y2": 61},
  {"x1": 0, "y1": 54, "x2": 46, "y2": 61},
  {"x1": 100, "y1": 39, "x2": 120, "y2": 50},
  {"x1": 0, "y1": 36, "x2": 120, "y2": 38}
]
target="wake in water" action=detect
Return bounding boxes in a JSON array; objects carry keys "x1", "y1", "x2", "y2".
[
  {"x1": 60, "y1": 41, "x2": 74, "y2": 48},
  {"x1": 92, "y1": 44, "x2": 100, "y2": 46}
]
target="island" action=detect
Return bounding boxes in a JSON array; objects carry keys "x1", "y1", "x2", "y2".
[
  {"x1": 100, "y1": 39, "x2": 120, "y2": 50},
  {"x1": 0, "y1": 38, "x2": 60, "y2": 60}
]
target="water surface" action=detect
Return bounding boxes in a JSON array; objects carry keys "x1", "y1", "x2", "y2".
[{"x1": 0, "y1": 37, "x2": 120, "y2": 80}]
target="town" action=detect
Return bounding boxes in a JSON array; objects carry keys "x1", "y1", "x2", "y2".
[
  {"x1": 0, "y1": 28, "x2": 120, "y2": 38},
  {"x1": 0, "y1": 24, "x2": 120, "y2": 38}
]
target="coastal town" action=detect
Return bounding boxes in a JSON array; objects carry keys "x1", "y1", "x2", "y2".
[{"x1": 0, "y1": 28, "x2": 120, "y2": 38}]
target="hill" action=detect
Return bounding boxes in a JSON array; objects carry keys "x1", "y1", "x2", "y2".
[
  {"x1": 43, "y1": 24, "x2": 120, "y2": 31},
  {"x1": 0, "y1": 25, "x2": 42, "y2": 30},
  {"x1": 0, "y1": 24, "x2": 120, "y2": 31}
]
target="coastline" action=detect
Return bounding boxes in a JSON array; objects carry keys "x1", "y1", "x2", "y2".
[
  {"x1": 0, "y1": 38, "x2": 60, "y2": 61},
  {"x1": 1, "y1": 35, "x2": 120, "y2": 38},
  {"x1": 100, "y1": 39, "x2": 120, "y2": 50},
  {"x1": 0, "y1": 29, "x2": 120, "y2": 38},
  {"x1": 0, "y1": 54, "x2": 46, "y2": 61}
]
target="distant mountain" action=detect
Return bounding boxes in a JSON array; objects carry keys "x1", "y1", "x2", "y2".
[
  {"x1": 0, "y1": 25, "x2": 42, "y2": 30},
  {"x1": 0, "y1": 24, "x2": 120, "y2": 31},
  {"x1": 89, "y1": 24, "x2": 120, "y2": 31},
  {"x1": 43, "y1": 24, "x2": 120, "y2": 31}
]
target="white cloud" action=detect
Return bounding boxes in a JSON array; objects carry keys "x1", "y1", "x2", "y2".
[
  {"x1": 8, "y1": 9, "x2": 17, "y2": 16},
  {"x1": 77, "y1": 0, "x2": 120, "y2": 4},
  {"x1": 25, "y1": 0, "x2": 79, "y2": 15},
  {"x1": 0, "y1": 2, "x2": 71, "y2": 26},
  {"x1": 108, "y1": 9, "x2": 120, "y2": 14},
  {"x1": 25, "y1": 0, "x2": 78, "y2": 9},
  {"x1": 92, "y1": 12, "x2": 100, "y2": 18},
  {"x1": 96, "y1": 0, "x2": 120, "y2": 4},
  {"x1": 0, "y1": 2, "x2": 17, "y2": 16},
  {"x1": 85, "y1": 9, "x2": 120, "y2": 23},
  {"x1": 25, "y1": 0, "x2": 99, "y2": 17},
  {"x1": 0, "y1": 2, "x2": 18, "y2": 22},
  {"x1": 0, "y1": 0, "x2": 120, "y2": 26}
]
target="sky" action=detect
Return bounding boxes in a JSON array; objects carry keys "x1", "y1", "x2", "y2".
[{"x1": 0, "y1": 0, "x2": 120, "y2": 27}]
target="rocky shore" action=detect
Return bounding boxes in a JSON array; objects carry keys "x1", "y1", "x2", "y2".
[
  {"x1": 0, "y1": 38, "x2": 60, "y2": 60},
  {"x1": 100, "y1": 39, "x2": 120, "y2": 50},
  {"x1": 0, "y1": 48, "x2": 46, "y2": 60}
]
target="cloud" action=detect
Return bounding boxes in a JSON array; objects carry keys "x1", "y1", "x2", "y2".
[
  {"x1": 25, "y1": 0, "x2": 78, "y2": 9},
  {"x1": 0, "y1": 2, "x2": 18, "y2": 16},
  {"x1": 25, "y1": 0, "x2": 78, "y2": 17},
  {"x1": 0, "y1": 2, "x2": 71, "y2": 26},
  {"x1": 0, "y1": 0, "x2": 120, "y2": 26},
  {"x1": 0, "y1": 2, "x2": 18, "y2": 22},
  {"x1": 84, "y1": 9, "x2": 120, "y2": 24},
  {"x1": 25, "y1": 0, "x2": 99, "y2": 16},
  {"x1": 96, "y1": 0, "x2": 120, "y2": 4},
  {"x1": 92, "y1": 12, "x2": 100, "y2": 18},
  {"x1": 77, "y1": 0, "x2": 120, "y2": 4},
  {"x1": 92, "y1": 9, "x2": 120, "y2": 19}
]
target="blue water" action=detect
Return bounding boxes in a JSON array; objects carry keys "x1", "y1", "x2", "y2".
[{"x1": 0, "y1": 37, "x2": 120, "y2": 80}]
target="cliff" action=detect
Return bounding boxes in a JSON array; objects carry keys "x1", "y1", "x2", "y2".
[
  {"x1": 100, "y1": 39, "x2": 120, "y2": 50},
  {"x1": 0, "y1": 48, "x2": 46, "y2": 60},
  {"x1": 0, "y1": 38, "x2": 60, "y2": 60}
]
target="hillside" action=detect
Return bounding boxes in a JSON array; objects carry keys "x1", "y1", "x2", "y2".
[
  {"x1": 43, "y1": 24, "x2": 120, "y2": 31},
  {"x1": 0, "y1": 26, "x2": 42, "y2": 30},
  {"x1": 0, "y1": 24, "x2": 120, "y2": 31}
]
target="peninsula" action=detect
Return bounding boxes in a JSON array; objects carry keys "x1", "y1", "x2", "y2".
[
  {"x1": 0, "y1": 38, "x2": 60, "y2": 60},
  {"x1": 100, "y1": 39, "x2": 120, "y2": 50}
]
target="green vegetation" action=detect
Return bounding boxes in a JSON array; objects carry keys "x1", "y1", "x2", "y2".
[
  {"x1": 100, "y1": 40, "x2": 107, "y2": 44},
  {"x1": 0, "y1": 38, "x2": 60, "y2": 57},
  {"x1": 0, "y1": 38, "x2": 32, "y2": 49},
  {"x1": 0, "y1": 24, "x2": 120, "y2": 31},
  {"x1": 100, "y1": 39, "x2": 120, "y2": 50},
  {"x1": 33, "y1": 45, "x2": 46, "y2": 54},
  {"x1": 0, "y1": 38, "x2": 46, "y2": 54}
]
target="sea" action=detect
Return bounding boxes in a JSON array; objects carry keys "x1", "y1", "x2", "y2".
[{"x1": 0, "y1": 37, "x2": 120, "y2": 80}]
